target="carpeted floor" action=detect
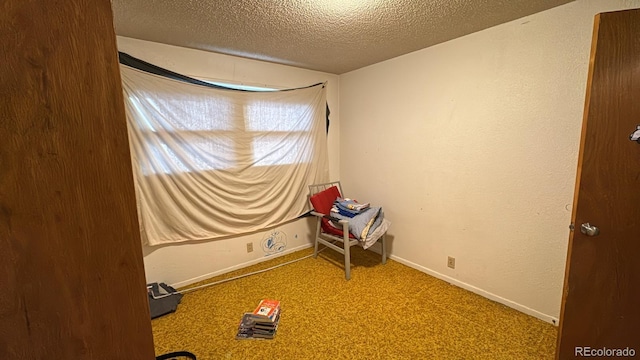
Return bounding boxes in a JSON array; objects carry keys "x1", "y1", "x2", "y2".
[{"x1": 151, "y1": 246, "x2": 557, "y2": 359}]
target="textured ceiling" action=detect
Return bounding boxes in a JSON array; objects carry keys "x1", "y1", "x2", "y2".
[{"x1": 112, "y1": 0, "x2": 573, "y2": 74}]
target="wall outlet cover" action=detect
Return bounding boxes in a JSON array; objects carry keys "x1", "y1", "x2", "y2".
[{"x1": 447, "y1": 256, "x2": 455, "y2": 269}]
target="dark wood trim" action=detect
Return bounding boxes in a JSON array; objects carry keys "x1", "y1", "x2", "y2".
[{"x1": 0, "y1": 0, "x2": 155, "y2": 358}]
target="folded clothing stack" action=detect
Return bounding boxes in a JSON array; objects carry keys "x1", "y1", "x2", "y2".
[{"x1": 331, "y1": 198, "x2": 370, "y2": 218}]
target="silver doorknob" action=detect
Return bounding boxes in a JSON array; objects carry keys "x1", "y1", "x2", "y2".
[{"x1": 580, "y1": 223, "x2": 600, "y2": 236}]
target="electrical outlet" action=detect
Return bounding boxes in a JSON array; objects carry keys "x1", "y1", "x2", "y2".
[
  {"x1": 447, "y1": 256, "x2": 455, "y2": 269},
  {"x1": 246, "y1": 242, "x2": 253, "y2": 253}
]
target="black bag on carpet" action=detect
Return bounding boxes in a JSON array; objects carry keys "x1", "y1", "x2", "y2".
[{"x1": 147, "y1": 282, "x2": 183, "y2": 319}]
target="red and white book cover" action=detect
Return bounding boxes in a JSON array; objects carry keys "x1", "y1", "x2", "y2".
[{"x1": 252, "y1": 299, "x2": 280, "y2": 322}]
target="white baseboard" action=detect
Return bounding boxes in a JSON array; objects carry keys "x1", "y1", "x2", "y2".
[
  {"x1": 171, "y1": 243, "x2": 559, "y2": 326},
  {"x1": 172, "y1": 243, "x2": 313, "y2": 289},
  {"x1": 389, "y1": 254, "x2": 559, "y2": 326}
]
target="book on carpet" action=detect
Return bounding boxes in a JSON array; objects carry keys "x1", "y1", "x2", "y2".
[
  {"x1": 252, "y1": 299, "x2": 280, "y2": 323},
  {"x1": 235, "y1": 312, "x2": 280, "y2": 340},
  {"x1": 235, "y1": 299, "x2": 281, "y2": 340}
]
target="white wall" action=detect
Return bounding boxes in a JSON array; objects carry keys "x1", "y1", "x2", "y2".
[
  {"x1": 339, "y1": 0, "x2": 640, "y2": 323},
  {"x1": 117, "y1": 36, "x2": 340, "y2": 287}
]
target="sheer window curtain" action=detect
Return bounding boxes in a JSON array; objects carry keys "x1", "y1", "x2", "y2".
[{"x1": 120, "y1": 66, "x2": 329, "y2": 246}]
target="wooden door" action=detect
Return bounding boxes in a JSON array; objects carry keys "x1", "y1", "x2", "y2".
[
  {"x1": 556, "y1": 8, "x2": 640, "y2": 359},
  {"x1": 0, "y1": 0, "x2": 155, "y2": 359}
]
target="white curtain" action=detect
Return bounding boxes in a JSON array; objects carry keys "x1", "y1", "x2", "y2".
[{"x1": 120, "y1": 66, "x2": 329, "y2": 246}]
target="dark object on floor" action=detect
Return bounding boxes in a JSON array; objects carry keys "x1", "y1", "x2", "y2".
[
  {"x1": 148, "y1": 282, "x2": 183, "y2": 319},
  {"x1": 156, "y1": 351, "x2": 196, "y2": 359}
]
